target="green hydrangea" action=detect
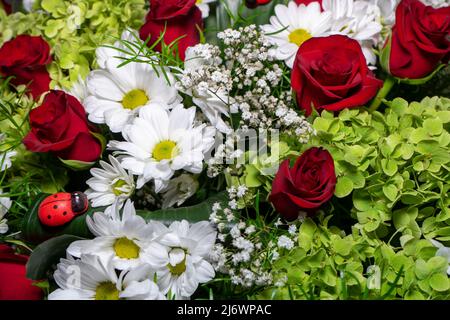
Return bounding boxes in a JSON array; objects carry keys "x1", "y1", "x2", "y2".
[
  {"x1": 256, "y1": 217, "x2": 450, "y2": 300},
  {"x1": 0, "y1": 0, "x2": 146, "y2": 88},
  {"x1": 308, "y1": 97, "x2": 450, "y2": 243}
]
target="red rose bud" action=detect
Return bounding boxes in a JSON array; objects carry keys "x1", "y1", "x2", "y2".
[
  {"x1": 23, "y1": 90, "x2": 103, "y2": 164},
  {"x1": 382, "y1": 0, "x2": 450, "y2": 80},
  {"x1": 0, "y1": 35, "x2": 52, "y2": 99},
  {"x1": 269, "y1": 147, "x2": 337, "y2": 221},
  {"x1": 139, "y1": 0, "x2": 203, "y2": 61},
  {"x1": 245, "y1": 0, "x2": 272, "y2": 9},
  {"x1": 291, "y1": 35, "x2": 383, "y2": 116},
  {"x1": 0, "y1": 245, "x2": 43, "y2": 300}
]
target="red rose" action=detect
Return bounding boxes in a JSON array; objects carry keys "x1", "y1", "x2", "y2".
[
  {"x1": 0, "y1": 245, "x2": 43, "y2": 300},
  {"x1": 0, "y1": 35, "x2": 52, "y2": 99},
  {"x1": 139, "y1": 0, "x2": 203, "y2": 61},
  {"x1": 291, "y1": 35, "x2": 383, "y2": 116},
  {"x1": 295, "y1": 0, "x2": 322, "y2": 7},
  {"x1": 1, "y1": 0, "x2": 12, "y2": 14},
  {"x1": 23, "y1": 90, "x2": 102, "y2": 163},
  {"x1": 269, "y1": 147, "x2": 336, "y2": 221},
  {"x1": 385, "y1": 0, "x2": 450, "y2": 79}
]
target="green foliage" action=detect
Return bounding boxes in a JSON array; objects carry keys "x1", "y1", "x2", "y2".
[
  {"x1": 309, "y1": 97, "x2": 450, "y2": 243},
  {"x1": 0, "y1": 0, "x2": 146, "y2": 88},
  {"x1": 256, "y1": 217, "x2": 450, "y2": 300}
]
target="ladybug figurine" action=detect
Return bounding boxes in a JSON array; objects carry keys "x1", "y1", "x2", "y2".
[{"x1": 38, "y1": 192, "x2": 89, "y2": 227}]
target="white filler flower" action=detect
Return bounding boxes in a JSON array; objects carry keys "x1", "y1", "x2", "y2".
[
  {"x1": 85, "y1": 155, "x2": 135, "y2": 208},
  {"x1": 144, "y1": 220, "x2": 217, "y2": 299},
  {"x1": 261, "y1": 1, "x2": 333, "y2": 68},
  {"x1": 109, "y1": 104, "x2": 216, "y2": 192},
  {"x1": 49, "y1": 255, "x2": 165, "y2": 300}
]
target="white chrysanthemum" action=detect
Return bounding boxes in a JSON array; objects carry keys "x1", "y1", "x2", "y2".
[
  {"x1": 368, "y1": 0, "x2": 398, "y2": 26},
  {"x1": 23, "y1": 0, "x2": 35, "y2": 12},
  {"x1": 196, "y1": 0, "x2": 216, "y2": 18},
  {"x1": 109, "y1": 104, "x2": 216, "y2": 192},
  {"x1": 85, "y1": 155, "x2": 135, "y2": 208},
  {"x1": 49, "y1": 255, "x2": 165, "y2": 300},
  {"x1": 0, "y1": 134, "x2": 16, "y2": 172},
  {"x1": 67, "y1": 201, "x2": 160, "y2": 270},
  {"x1": 322, "y1": 0, "x2": 382, "y2": 65},
  {"x1": 84, "y1": 52, "x2": 180, "y2": 133},
  {"x1": 0, "y1": 190, "x2": 11, "y2": 234},
  {"x1": 144, "y1": 220, "x2": 217, "y2": 299},
  {"x1": 161, "y1": 174, "x2": 199, "y2": 209},
  {"x1": 261, "y1": 1, "x2": 333, "y2": 68}
]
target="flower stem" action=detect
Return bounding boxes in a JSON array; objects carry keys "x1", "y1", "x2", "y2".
[{"x1": 368, "y1": 76, "x2": 396, "y2": 112}]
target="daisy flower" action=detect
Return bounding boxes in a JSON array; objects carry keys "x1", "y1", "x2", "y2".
[
  {"x1": 67, "y1": 201, "x2": 160, "y2": 270},
  {"x1": 144, "y1": 220, "x2": 217, "y2": 299},
  {"x1": 196, "y1": 0, "x2": 216, "y2": 18},
  {"x1": 109, "y1": 104, "x2": 216, "y2": 192},
  {"x1": 261, "y1": 1, "x2": 333, "y2": 68},
  {"x1": 0, "y1": 190, "x2": 11, "y2": 234},
  {"x1": 85, "y1": 155, "x2": 135, "y2": 208},
  {"x1": 322, "y1": 0, "x2": 382, "y2": 65},
  {"x1": 161, "y1": 174, "x2": 199, "y2": 209},
  {"x1": 84, "y1": 46, "x2": 180, "y2": 133},
  {"x1": 49, "y1": 254, "x2": 165, "y2": 300}
]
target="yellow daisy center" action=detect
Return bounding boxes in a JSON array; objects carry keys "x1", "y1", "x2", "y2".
[
  {"x1": 122, "y1": 89, "x2": 149, "y2": 110},
  {"x1": 113, "y1": 237, "x2": 140, "y2": 259},
  {"x1": 152, "y1": 140, "x2": 178, "y2": 162},
  {"x1": 288, "y1": 29, "x2": 312, "y2": 47},
  {"x1": 196, "y1": 0, "x2": 203, "y2": 4},
  {"x1": 167, "y1": 250, "x2": 187, "y2": 276},
  {"x1": 95, "y1": 282, "x2": 120, "y2": 300},
  {"x1": 112, "y1": 179, "x2": 128, "y2": 196}
]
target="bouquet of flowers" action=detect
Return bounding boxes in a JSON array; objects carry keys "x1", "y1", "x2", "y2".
[{"x1": 0, "y1": 0, "x2": 449, "y2": 300}]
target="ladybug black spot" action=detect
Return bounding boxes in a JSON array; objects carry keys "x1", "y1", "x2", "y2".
[
  {"x1": 54, "y1": 195, "x2": 58, "y2": 198},
  {"x1": 63, "y1": 211, "x2": 67, "y2": 216},
  {"x1": 47, "y1": 215, "x2": 51, "y2": 220},
  {"x1": 53, "y1": 205, "x2": 58, "y2": 209}
]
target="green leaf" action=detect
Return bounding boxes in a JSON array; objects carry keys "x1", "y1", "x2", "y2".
[
  {"x1": 335, "y1": 176, "x2": 354, "y2": 198},
  {"x1": 136, "y1": 191, "x2": 228, "y2": 225},
  {"x1": 26, "y1": 235, "x2": 84, "y2": 280},
  {"x1": 58, "y1": 158, "x2": 95, "y2": 171},
  {"x1": 21, "y1": 193, "x2": 96, "y2": 245}
]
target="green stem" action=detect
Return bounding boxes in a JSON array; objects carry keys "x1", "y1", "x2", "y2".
[{"x1": 368, "y1": 76, "x2": 396, "y2": 112}]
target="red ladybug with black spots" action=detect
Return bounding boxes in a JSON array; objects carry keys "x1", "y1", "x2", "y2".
[{"x1": 38, "y1": 192, "x2": 89, "y2": 227}]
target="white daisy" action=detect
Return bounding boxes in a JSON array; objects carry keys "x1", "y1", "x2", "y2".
[
  {"x1": 261, "y1": 1, "x2": 333, "y2": 68},
  {"x1": 430, "y1": 239, "x2": 450, "y2": 276},
  {"x1": 67, "y1": 201, "x2": 159, "y2": 270},
  {"x1": 23, "y1": 0, "x2": 35, "y2": 12},
  {"x1": 322, "y1": 0, "x2": 382, "y2": 65},
  {"x1": 49, "y1": 254, "x2": 165, "y2": 300},
  {"x1": 109, "y1": 104, "x2": 216, "y2": 192},
  {"x1": 85, "y1": 155, "x2": 135, "y2": 208},
  {"x1": 0, "y1": 134, "x2": 16, "y2": 172},
  {"x1": 0, "y1": 190, "x2": 11, "y2": 234},
  {"x1": 161, "y1": 174, "x2": 199, "y2": 209},
  {"x1": 84, "y1": 57, "x2": 180, "y2": 133},
  {"x1": 144, "y1": 220, "x2": 217, "y2": 299},
  {"x1": 196, "y1": 0, "x2": 216, "y2": 18}
]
